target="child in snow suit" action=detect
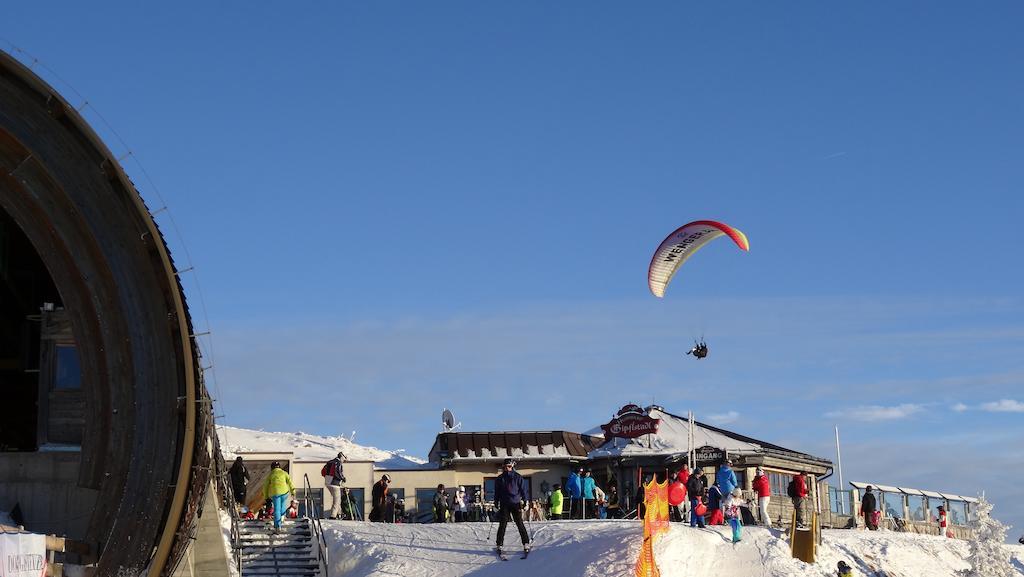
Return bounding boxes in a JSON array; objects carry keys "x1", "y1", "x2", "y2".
[
  {"x1": 692, "y1": 496, "x2": 708, "y2": 528},
  {"x1": 725, "y1": 489, "x2": 744, "y2": 543}
]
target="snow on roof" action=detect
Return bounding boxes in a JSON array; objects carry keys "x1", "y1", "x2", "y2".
[
  {"x1": 850, "y1": 481, "x2": 977, "y2": 502},
  {"x1": 216, "y1": 425, "x2": 427, "y2": 468},
  {"x1": 586, "y1": 406, "x2": 817, "y2": 461}
]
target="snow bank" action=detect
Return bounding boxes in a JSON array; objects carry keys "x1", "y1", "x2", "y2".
[
  {"x1": 322, "y1": 520, "x2": 1024, "y2": 577},
  {"x1": 216, "y1": 425, "x2": 426, "y2": 467}
]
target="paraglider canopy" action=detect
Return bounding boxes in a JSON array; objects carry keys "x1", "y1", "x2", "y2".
[{"x1": 648, "y1": 220, "x2": 749, "y2": 298}]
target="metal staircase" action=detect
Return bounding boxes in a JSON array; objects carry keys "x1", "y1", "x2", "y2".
[{"x1": 238, "y1": 517, "x2": 325, "y2": 577}]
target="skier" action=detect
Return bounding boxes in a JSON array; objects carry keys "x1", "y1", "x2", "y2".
[
  {"x1": 860, "y1": 485, "x2": 878, "y2": 531},
  {"x1": 369, "y1": 473, "x2": 391, "y2": 522},
  {"x1": 566, "y1": 467, "x2": 583, "y2": 519},
  {"x1": 725, "y1": 488, "x2": 745, "y2": 543},
  {"x1": 752, "y1": 467, "x2": 772, "y2": 527},
  {"x1": 494, "y1": 458, "x2": 531, "y2": 559},
  {"x1": 549, "y1": 484, "x2": 564, "y2": 520},
  {"x1": 937, "y1": 505, "x2": 949, "y2": 537},
  {"x1": 261, "y1": 461, "x2": 294, "y2": 533},
  {"x1": 322, "y1": 452, "x2": 347, "y2": 519},
  {"x1": 228, "y1": 456, "x2": 250, "y2": 510},
  {"x1": 837, "y1": 561, "x2": 853, "y2": 576}
]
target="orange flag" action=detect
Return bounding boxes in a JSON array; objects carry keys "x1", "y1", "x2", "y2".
[{"x1": 634, "y1": 478, "x2": 669, "y2": 577}]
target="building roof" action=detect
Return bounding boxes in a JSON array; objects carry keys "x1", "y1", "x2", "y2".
[
  {"x1": 429, "y1": 431, "x2": 604, "y2": 464},
  {"x1": 586, "y1": 406, "x2": 829, "y2": 466}
]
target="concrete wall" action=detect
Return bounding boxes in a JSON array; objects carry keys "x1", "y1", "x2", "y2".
[{"x1": 0, "y1": 451, "x2": 97, "y2": 539}]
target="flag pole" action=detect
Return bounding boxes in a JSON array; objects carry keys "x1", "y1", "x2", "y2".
[{"x1": 835, "y1": 425, "x2": 845, "y2": 512}]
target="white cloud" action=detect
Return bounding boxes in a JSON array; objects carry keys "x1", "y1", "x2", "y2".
[
  {"x1": 979, "y1": 399, "x2": 1024, "y2": 413},
  {"x1": 708, "y1": 411, "x2": 740, "y2": 424},
  {"x1": 952, "y1": 403, "x2": 969, "y2": 412},
  {"x1": 826, "y1": 404, "x2": 923, "y2": 421}
]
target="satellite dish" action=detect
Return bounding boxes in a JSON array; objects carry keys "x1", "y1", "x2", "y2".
[{"x1": 441, "y1": 408, "x2": 460, "y2": 432}]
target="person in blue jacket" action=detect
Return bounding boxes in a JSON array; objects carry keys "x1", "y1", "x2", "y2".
[
  {"x1": 581, "y1": 469, "x2": 599, "y2": 519},
  {"x1": 716, "y1": 459, "x2": 738, "y2": 506},
  {"x1": 566, "y1": 466, "x2": 583, "y2": 519},
  {"x1": 494, "y1": 458, "x2": 531, "y2": 555}
]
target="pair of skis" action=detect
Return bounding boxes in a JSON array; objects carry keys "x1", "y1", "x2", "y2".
[{"x1": 495, "y1": 547, "x2": 529, "y2": 561}]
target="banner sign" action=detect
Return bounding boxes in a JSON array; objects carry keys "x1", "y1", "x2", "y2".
[
  {"x1": 602, "y1": 405, "x2": 661, "y2": 441},
  {"x1": 694, "y1": 445, "x2": 725, "y2": 465},
  {"x1": 0, "y1": 532, "x2": 46, "y2": 577}
]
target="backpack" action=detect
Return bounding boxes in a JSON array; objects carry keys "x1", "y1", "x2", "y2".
[
  {"x1": 787, "y1": 479, "x2": 797, "y2": 499},
  {"x1": 321, "y1": 460, "x2": 335, "y2": 478}
]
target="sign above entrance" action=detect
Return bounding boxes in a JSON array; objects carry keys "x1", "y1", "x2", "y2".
[
  {"x1": 601, "y1": 405, "x2": 661, "y2": 440},
  {"x1": 694, "y1": 445, "x2": 725, "y2": 464}
]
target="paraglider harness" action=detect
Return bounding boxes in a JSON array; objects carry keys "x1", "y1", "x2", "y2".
[{"x1": 687, "y1": 340, "x2": 708, "y2": 359}]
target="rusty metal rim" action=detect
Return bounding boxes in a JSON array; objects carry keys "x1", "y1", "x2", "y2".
[{"x1": 0, "y1": 48, "x2": 197, "y2": 576}]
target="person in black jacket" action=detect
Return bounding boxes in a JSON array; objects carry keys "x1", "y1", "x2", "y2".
[
  {"x1": 494, "y1": 459, "x2": 531, "y2": 555},
  {"x1": 860, "y1": 485, "x2": 878, "y2": 530},
  {"x1": 687, "y1": 468, "x2": 706, "y2": 528},
  {"x1": 228, "y1": 456, "x2": 249, "y2": 509}
]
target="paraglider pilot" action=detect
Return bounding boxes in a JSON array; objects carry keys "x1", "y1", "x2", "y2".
[{"x1": 687, "y1": 341, "x2": 708, "y2": 359}]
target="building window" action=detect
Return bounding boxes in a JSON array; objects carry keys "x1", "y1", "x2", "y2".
[
  {"x1": 387, "y1": 487, "x2": 405, "y2": 503},
  {"x1": 829, "y1": 486, "x2": 852, "y2": 515},
  {"x1": 907, "y1": 495, "x2": 927, "y2": 522},
  {"x1": 882, "y1": 492, "x2": 904, "y2": 519},
  {"x1": 415, "y1": 488, "x2": 439, "y2": 523},
  {"x1": 348, "y1": 488, "x2": 366, "y2": 520},
  {"x1": 295, "y1": 488, "x2": 323, "y2": 518},
  {"x1": 484, "y1": 478, "x2": 496, "y2": 503},
  {"x1": 947, "y1": 500, "x2": 966, "y2": 526},
  {"x1": 768, "y1": 472, "x2": 790, "y2": 497},
  {"x1": 927, "y1": 497, "x2": 945, "y2": 523},
  {"x1": 54, "y1": 344, "x2": 82, "y2": 390}
]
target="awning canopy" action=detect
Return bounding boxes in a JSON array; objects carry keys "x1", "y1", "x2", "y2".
[{"x1": 851, "y1": 481, "x2": 977, "y2": 503}]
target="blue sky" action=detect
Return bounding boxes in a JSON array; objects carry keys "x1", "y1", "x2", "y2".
[{"x1": 5, "y1": 2, "x2": 1023, "y2": 534}]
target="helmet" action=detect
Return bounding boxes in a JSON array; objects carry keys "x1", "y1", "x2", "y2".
[
  {"x1": 503, "y1": 458, "x2": 515, "y2": 467},
  {"x1": 271, "y1": 461, "x2": 280, "y2": 469},
  {"x1": 382, "y1": 474, "x2": 391, "y2": 482}
]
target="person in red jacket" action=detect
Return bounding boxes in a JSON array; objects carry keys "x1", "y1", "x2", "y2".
[
  {"x1": 752, "y1": 467, "x2": 772, "y2": 527},
  {"x1": 937, "y1": 505, "x2": 949, "y2": 537},
  {"x1": 791, "y1": 472, "x2": 809, "y2": 528}
]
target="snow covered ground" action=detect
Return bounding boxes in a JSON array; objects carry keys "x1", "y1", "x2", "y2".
[
  {"x1": 216, "y1": 425, "x2": 427, "y2": 468},
  {"x1": 322, "y1": 520, "x2": 1024, "y2": 577}
]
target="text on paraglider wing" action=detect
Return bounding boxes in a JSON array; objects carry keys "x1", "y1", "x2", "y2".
[{"x1": 663, "y1": 230, "x2": 709, "y2": 262}]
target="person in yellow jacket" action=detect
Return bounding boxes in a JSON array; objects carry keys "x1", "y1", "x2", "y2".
[
  {"x1": 549, "y1": 484, "x2": 564, "y2": 520},
  {"x1": 263, "y1": 461, "x2": 295, "y2": 532}
]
